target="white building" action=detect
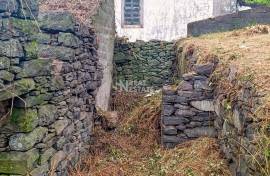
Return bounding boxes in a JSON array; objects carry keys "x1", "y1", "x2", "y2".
[{"x1": 115, "y1": 0, "x2": 237, "y2": 41}]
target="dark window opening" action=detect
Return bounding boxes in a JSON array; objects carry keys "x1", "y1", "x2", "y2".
[{"x1": 123, "y1": 0, "x2": 143, "y2": 26}]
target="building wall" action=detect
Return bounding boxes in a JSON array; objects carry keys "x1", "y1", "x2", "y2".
[{"x1": 116, "y1": 0, "x2": 238, "y2": 41}]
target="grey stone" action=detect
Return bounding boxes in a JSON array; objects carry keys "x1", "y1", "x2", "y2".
[
  {"x1": 0, "y1": 79, "x2": 35, "y2": 101},
  {"x1": 190, "y1": 100, "x2": 215, "y2": 112},
  {"x1": 232, "y1": 108, "x2": 244, "y2": 133},
  {"x1": 38, "y1": 45, "x2": 75, "y2": 61},
  {"x1": 17, "y1": 59, "x2": 52, "y2": 78},
  {"x1": 39, "y1": 12, "x2": 75, "y2": 32},
  {"x1": 194, "y1": 80, "x2": 211, "y2": 90},
  {"x1": 162, "y1": 135, "x2": 180, "y2": 143},
  {"x1": 51, "y1": 120, "x2": 69, "y2": 135},
  {"x1": 50, "y1": 151, "x2": 66, "y2": 171},
  {"x1": 163, "y1": 126, "x2": 177, "y2": 135},
  {"x1": 176, "y1": 124, "x2": 186, "y2": 131},
  {"x1": 0, "y1": 0, "x2": 18, "y2": 13},
  {"x1": 17, "y1": 0, "x2": 39, "y2": 19},
  {"x1": 40, "y1": 148, "x2": 56, "y2": 164},
  {"x1": 184, "y1": 127, "x2": 217, "y2": 138},
  {"x1": 38, "y1": 105, "x2": 57, "y2": 126},
  {"x1": 178, "y1": 81, "x2": 193, "y2": 91},
  {"x1": 0, "y1": 57, "x2": 10, "y2": 69},
  {"x1": 14, "y1": 93, "x2": 52, "y2": 108},
  {"x1": 175, "y1": 109, "x2": 196, "y2": 117},
  {"x1": 0, "y1": 70, "x2": 14, "y2": 81},
  {"x1": 9, "y1": 127, "x2": 48, "y2": 151},
  {"x1": 29, "y1": 163, "x2": 49, "y2": 176},
  {"x1": 0, "y1": 149, "x2": 39, "y2": 175},
  {"x1": 163, "y1": 116, "x2": 189, "y2": 125},
  {"x1": 194, "y1": 63, "x2": 215, "y2": 76},
  {"x1": 58, "y1": 32, "x2": 80, "y2": 47},
  {"x1": 163, "y1": 105, "x2": 175, "y2": 116},
  {"x1": 0, "y1": 39, "x2": 24, "y2": 58}
]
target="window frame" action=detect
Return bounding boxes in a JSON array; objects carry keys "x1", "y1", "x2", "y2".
[{"x1": 121, "y1": 0, "x2": 144, "y2": 28}]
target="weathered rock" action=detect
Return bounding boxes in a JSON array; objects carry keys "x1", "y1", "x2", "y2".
[
  {"x1": 18, "y1": 59, "x2": 52, "y2": 77},
  {"x1": 162, "y1": 135, "x2": 180, "y2": 143},
  {"x1": 0, "y1": 79, "x2": 35, "y2": 101},
  {"x1": 0, "y1": 70, "x2": 14, "y2": 81},
  {"x1": 58, "y1": 32, "x2": 80, "y2": 47},
  {"x1": 190, "y1": 100, "x2": 215, "y2": 112},
  {"x1": 163, "y1": 126, "x2": 177, "y2": 135},
  {"x1": 194, "y1": 63, "x2": 215, "y2": 76},
  {"x1": 163, "y1": 105, "x2": 174, "y2": 116},
  {"x1": 0, "y1": 149, "x2": 39, "y2": 175},
  {"x1": 9, "y1": 127, "x2": 48, "y2": 151},
  {"x1": 40, "y1": 148, "x2": 56, "y2": 164},
  {"x1": 50, "y1": 151, "x2": 66, "y2": 170},
  {"x1": 175, "y1": 109, "x2": 196, "y2": 117},
  {"x1": 0, "y1": 0, "x2": 18, "y2": 14},
  {"x1": 29, "y1": 163, "x2": 49, "y2": 176},
  {"x1": 184, "y1": 127, "x2": 217, "y2": 138},
  {"x1": 10, "y1": 108, "x2": 38, "y2": 132},
  {"x1": 38, "y1": 105, "x2": 57, "y2": 126},
  {"x1": 14, "y1": 93, "x2": 52, "y2": 108},
  {"x1": 0, "y1": 57, "x2": 10, "y2": 69},
  {"x1": 51, "y1": 120, "x2": 69, "y2": 135},
  {"x1": 163, "y1": 116, "x2": 189, "y2": 125},
  {"x1": 17, "y1": 0, "x2": 39, "y2": 19},
  {"x1": 178, "y1": 81, "x2": 193, "y2": 91},
  {"x1": 39, "y1": 12, "x2": 75, "y2": 32},
  {"x1": 38, "y1": 45, "x2": 75, "y2": 61},
  {"x1": 0, "y1": 39, "x2": 24, "y2": 58}
]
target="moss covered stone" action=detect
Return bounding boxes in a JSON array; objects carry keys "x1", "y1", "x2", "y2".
[
  {"x1": 9, "y1": 127, "x2": 48, "y2": 151},
  {"x1": 0, "y1": 57, "x2": 10, "y2": 69},
  {"x1": 24, "y1": 41, "x2": 39, "y2": 59},
  {"x1": 0, "y1": 70, "x2": 14, "y2": 81},
  {"x1": 10, "y1": 108, "x2": 38, "y2": 132},
  {"x1": 14, "y1": 93, "x2": 52, "y2": 108},
  {"x1": 0, "y1": 149, "x2": 39, "y2": 175},
  {"x1": 17, "y1": 59, "x2": 52, "y2": 78},
  {"x1": 9, "y1": 18, "x2": 39, "y2": 35},
  {"x1": 0, "y1": 79, "x2": 35, "y2": 101}
]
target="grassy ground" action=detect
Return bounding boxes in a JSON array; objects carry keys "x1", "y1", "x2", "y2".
[
  {"x1": 177, "y1": 25, "x2": 270, "y2": 175},
  {"x1": 245, "y1": 0, "x2": 270, "y2": 5},
  {"x1": 70, "y1": 92, "x2": 231, "y2": 176}
]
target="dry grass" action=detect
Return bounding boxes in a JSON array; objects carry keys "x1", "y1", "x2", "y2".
[
  {"x1": 69, "y1": 92, "x2": 230, "y2": 176},
  {"x1": 177, "y1": 25, "x2": 270, "y2": 175},
  {"x1": 39, "y1": 0, "x2": 101, "y2": 25}
]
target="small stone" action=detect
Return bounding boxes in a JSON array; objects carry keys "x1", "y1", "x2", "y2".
[
  {"x1": 175, "y1": 109, "x2": 196, "y2": 117},
  {"x1": 58, "y1": 32, "x2": 80, "y2": 47},
  {"x1": 194, "y1": 63, "x2": 215, "y2": 76},
  {"x1": 163, "y1": 116, "x2": 189, "y2": 125},
  {"x1": 163, "y1": 105, "x2": 175, "y2": 116},
  {"x1": 38, "y1": 105, "x2": 57, "y2": 126},
  {"x1": 17, "y1": 59, "x2": 52, "y2": 78},
  {"x1": 50, "y1": 151, "x2": 66, "y2": 171},
  {"x1": 178, "y1": 81, "x2": 193, "y2": 91},
  {"x1": 194, "y1": 80, "x2": 211, "y2": 90},
  {"x1": 163, "y1": 126, "x2": 177, "y2": 135},
  {"x1": 0, "y1": 57, "x2": 10, "y2": 69},
  {"x1": 184, "y1": 127, "x2": 217, "y2": 138},
  {"x1": 29, "y1": 163, "x2": 49, "y2": 176},
  {"x1": 190, "y1": 100, "x2": 215, "y2": 112},
  {"x1": 162, "y1": 135, "x2": 180, "y2": 143},
  {"x1": 51, "y1": 120, "x2": 69, "y2": 135},
  {"x1": 40, "y1": 148, "x2": 56, "y2": 164},
  {"x1": 0, "y1": 39, "x2": 24, "y2": 58}
]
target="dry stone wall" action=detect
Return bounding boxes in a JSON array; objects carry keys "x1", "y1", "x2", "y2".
[
  {"x1": 0, "y1": 1, "x2": 102, "y2": 175},
  {"x1": 114, "y1": 39, "x2": 176, "y2": 92},
  {"x1": 161, "y1": 45, "x2": 264, "y2": 176}
]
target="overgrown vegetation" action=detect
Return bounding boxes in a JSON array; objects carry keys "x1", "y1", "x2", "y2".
[
  {"x1": 244, "y1": 0, "x2": 270, "y2": 5},
  {"x1": 70, "y1": 92, "x2": 230, "y2": 176},
  {"x1": 177, "y1": 25, "x2": 270, "y2": 175}
]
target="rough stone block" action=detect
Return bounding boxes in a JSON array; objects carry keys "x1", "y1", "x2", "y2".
[
  {"x1": 163, "y1": 116, "x2": 189, "y2": 125},
  {"x1": 163, "y1": 126, "x2": 177, "y2": 135},
  {"x1": 0, "y1": 39, "x2": 24, "y2": 58},
  {"x1": 194, "y1": 63, "x2": 215, "y2": 76},
  {"x1": 0, "y1": 57, "x2": 10, "y2": 69},
  {"x1": 9, "y1": 127, "x2": 48, "y2": 151},
  {"x1": 0, "y1": 149, "x2": 39, "y2": 175},
  {"x1": 39, "y1": 12, "x2": 75, "y2": 32},
  {"x1": 17, "y1": 59, "x2": 52, "y2": 77},
  {"x1": 0, "y1": 0, "x2": 18, "y2": 14},
  {"x1": 184, "y1": 127, "x2": 217, "y2": 138},
  {"x1": 58, "y1": 32, "x2": 80, "y2": 48},
  {"x1": 190, "y1": 100, "x2": 215, "y2": 112},
  {"x1": 38, "y1": 45, "x2": 75, "y2": 61},
  {"x1": 0, "y1": 70, "x2": 14, "y2": 81},
  {"x1": 38, "y1": 105, "x2": 57, "y2": 126},
  {"x1": 163, "y1": 105, "x2": 175, "y2": 116},
  {"x1": 17, "y1": 0, "x2": 39, "y2": 19},
  {"x1": 175, "y1": 109, "x2": 196, "y2": 117}
]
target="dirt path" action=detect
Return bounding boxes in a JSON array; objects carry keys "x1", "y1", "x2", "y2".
[{"x1": 70, "y1": 92, "x2": 231, "y2": 176}]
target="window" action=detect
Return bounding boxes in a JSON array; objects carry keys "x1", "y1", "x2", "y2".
[{"x1": 122, "y1": 0, "x2": 143, "y2": 27}]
